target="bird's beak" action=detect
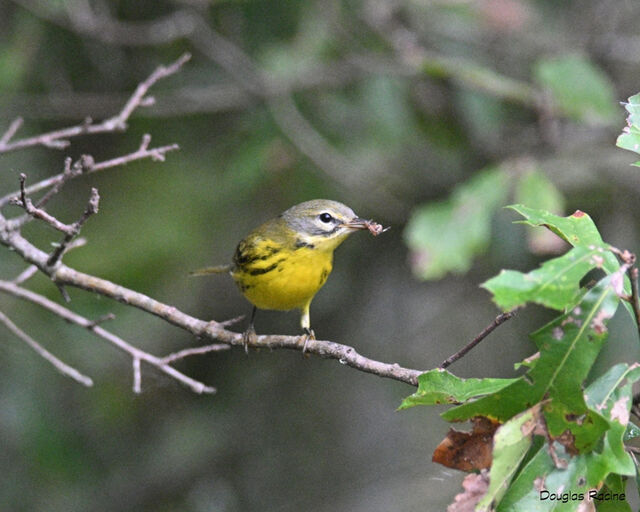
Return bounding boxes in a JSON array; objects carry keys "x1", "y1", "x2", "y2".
[
  {"x1": 340, "y1": 217, "x2": 389, "y2": 236},
  {"x1": 340, "y1": 217, "x2": 370, "y2": 230}
]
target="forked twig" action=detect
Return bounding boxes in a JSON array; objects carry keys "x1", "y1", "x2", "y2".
[
  {"x1": 0, "y1": 135, "x2": 179, "y2": 209},
  {"x1": 0, "y1": 280, "x2": 217, "y2": 394}
]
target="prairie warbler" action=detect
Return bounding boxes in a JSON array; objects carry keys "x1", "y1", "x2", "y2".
[{"x1": 194, "y1": 199, "x2": 386, "y2": 348}]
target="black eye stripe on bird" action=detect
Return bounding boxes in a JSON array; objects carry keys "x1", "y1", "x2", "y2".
[{"x1": 191, "y1": 199, "x2": 388, "y2": 352}]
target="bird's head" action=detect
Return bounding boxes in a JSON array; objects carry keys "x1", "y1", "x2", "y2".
[{"x1": 281, "y1": 199, "x2": 372, "y2": 250}]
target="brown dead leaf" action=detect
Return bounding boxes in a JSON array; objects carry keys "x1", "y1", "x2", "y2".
[{"x1": 433, "y1": 417, "x2": 500, "y2": 471}]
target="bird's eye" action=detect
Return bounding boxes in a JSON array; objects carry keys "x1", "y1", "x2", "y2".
[{"x1": 319, "y1": 212, "x2": 333, "y2": 223}]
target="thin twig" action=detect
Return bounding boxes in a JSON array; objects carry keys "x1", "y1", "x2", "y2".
[
  {"x1": 87, "y1": 313, "x2": 116, "y2": 328},
  {"x1": 219, "y1": 315, "x2": 245, "y2": 327},
  {"x1": 0, "y1": 117, "x2": 24, "y2": 145},
  {"x1": 161, "y1": 344, "x2": 230, "y2": 364},
  {"x1": 0, "y1": 309, "x2": 93, "y2": 387},
  {"x1": 12, "y1": 265, "x2": 39, "y2": 285},
  {"x1": 0, "y1": 53, "x2": 190, "y2": 153},
  {"x1": 440, "y1": 307, "x2": 523, "y2": 369}
]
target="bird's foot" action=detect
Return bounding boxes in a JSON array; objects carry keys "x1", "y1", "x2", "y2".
[
  {"x1": 300, "y1": 328, "x2": 315, "y2": 354},
  {"x1": 242, "y1": 325, "x2": 257, "y2": 354}
]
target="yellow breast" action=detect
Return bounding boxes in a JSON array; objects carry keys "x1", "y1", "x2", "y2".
[{"x1": 232, "y1": 245, "x2": 333, "y2": 311}]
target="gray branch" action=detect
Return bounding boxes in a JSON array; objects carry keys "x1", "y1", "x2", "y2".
[
  {"x1": 0, "y1": 280, "x2": 221, "y2": 394},
  {"x1": 0, "y1": 224, "x2": 423, "y2": 387}
]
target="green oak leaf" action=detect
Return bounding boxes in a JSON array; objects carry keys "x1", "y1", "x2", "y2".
[
  {"x1": 506, "y1": 206, "x2": 630, "y2": 318},
  {"x1": 399, "y1": 369, "x2": 517, "y2": 409},
  {"x1": 482, "y1": 245, "x2": 607, "y2": 311},
  {"x1": 508, "y1": 206, "x2": 608, "y2": 251}
]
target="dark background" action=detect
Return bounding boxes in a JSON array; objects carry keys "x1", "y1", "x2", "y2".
[{"x1": 1, "y1": 1, "x2": 639, "y2": 510}]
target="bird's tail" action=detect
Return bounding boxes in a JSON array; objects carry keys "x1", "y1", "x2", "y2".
[{"x1": 190, "y1": 264, "x2": 233, "y2": 276}]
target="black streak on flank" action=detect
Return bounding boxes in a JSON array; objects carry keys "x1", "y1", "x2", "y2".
[
  {"x1": 248, "y1": 259, "x2": 285, "y2": 276},
  {"x1": 319, "y1": 268, "x2": 329, "y2": 286},
  {"x1": 295, "y1": 239, "x2": 315, "y2": 249},
  {"x1": 235, "y1": 244, "x2": 281, "y2": 266}
]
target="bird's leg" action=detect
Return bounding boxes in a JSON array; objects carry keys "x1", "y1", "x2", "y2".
[
  {"x1": 242, "y1": 306, "x2": 258, "y2": 354},
  {"x1": 299, "y1": 304, "x2": 315, "y2": 353},
  {"x1": 302, "y1": 327, "x2": 316, "y2": 353}
]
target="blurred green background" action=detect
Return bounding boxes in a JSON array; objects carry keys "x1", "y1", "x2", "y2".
[{"x1": 1, "y1": 1, "x2": 640, "y2": 510}]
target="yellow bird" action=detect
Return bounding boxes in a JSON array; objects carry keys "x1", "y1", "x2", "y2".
[{"x1": 194, "y1": 199, "x2": 386, "y2": 348}]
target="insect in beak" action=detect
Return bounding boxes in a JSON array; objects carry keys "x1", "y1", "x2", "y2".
[{"x1": 340, "y1": 218, "x2": 390, "y2": 236}]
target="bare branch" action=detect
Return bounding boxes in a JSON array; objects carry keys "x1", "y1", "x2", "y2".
[
  {"x1": 0, "y1": 136, "x2": 179, "y2": 209},
  {"x1": 0, "y1": 309, "x2": 93, "y2": 387},
  {"x1": 7, "y1": 6, "x2": 402, "y2": 211},
  {"x1": 0, "y1": 53, "x2": 190, "y2": 154},
  {"x1": 0, "y1": 220, "x2": 423, "y2": 387},
  {"x1": 0, "y1": 280, "x2": 217, "y2": 394},
  {"x1": 53, "y1": 258, "x2": 422, "y2": 385}
]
